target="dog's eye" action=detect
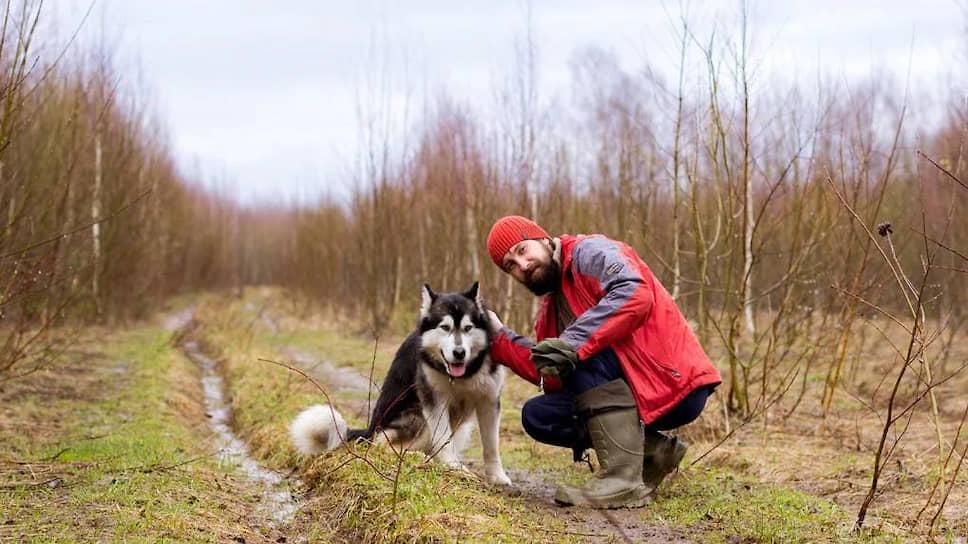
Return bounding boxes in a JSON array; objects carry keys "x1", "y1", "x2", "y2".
[
  {"x1": 462, "y1": 325, "x2": 473, "y2": 333},
  {"x1": 440, "y1": 324, "x2": 452, "y2": 332}
]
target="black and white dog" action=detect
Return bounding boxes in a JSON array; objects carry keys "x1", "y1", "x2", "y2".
[{"x1": 290, "y1": 282, "x2": 511, "y2": 485}]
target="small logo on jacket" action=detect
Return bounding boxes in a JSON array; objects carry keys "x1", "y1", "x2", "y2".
[{"x1": 606, "y1": 262, "x2": 624, "y2": 276}]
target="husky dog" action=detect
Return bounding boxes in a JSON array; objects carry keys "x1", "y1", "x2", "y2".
[{"x1": 290, "y1": 282, "x2": 511, "y2": 485}]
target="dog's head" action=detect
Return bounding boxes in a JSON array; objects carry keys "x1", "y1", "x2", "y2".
[{"x1": 418, "y1": 282, "x2": 491, "y2": 379}]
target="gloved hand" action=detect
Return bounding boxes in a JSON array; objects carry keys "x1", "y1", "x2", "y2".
[{"x1": 531, "y1": 338, "x2": 579, "y2": 378}]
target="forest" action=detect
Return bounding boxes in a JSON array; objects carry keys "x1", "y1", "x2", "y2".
[{"x1": 1, "y1": 1, "x2": 966, "y2": 542}]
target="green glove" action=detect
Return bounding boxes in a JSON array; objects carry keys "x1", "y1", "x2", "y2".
[{"x1": 531, "y1": 338, "x2": 579, "y2": 378}]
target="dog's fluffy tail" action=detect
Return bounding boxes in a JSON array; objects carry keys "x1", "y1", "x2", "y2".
[{"x1": 289, "y1": 404, "x2": 348, "y2": 455}]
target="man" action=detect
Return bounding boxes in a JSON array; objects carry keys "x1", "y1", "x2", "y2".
[{"x1": 485, "y1": 215, "x2": 722, "y2": 509}]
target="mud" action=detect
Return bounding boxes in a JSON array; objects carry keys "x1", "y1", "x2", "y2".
[{"x1": 500, "y1": 468, "x2": 695, "y2": 543}]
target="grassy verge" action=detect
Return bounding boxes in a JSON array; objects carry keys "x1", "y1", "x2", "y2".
[
  {"x1": 194, "y1": 288, "x2": 579, "y2": 543},
  {"x1": 649, "y1": 465, "x2": 880, "y2": 543},
  {"x1": 2, "y1": 289, "x2": 941, "y2": 542},
  {"x1": 195, "y1": 288, "x2": 900, "y2": 543},
  {"x1": 0, "y1": 325, "x2": 270, "y2": 543}
]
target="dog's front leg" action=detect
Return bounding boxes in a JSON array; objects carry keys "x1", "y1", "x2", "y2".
[
  {"x1": 422, "y1": 402, "x2": 464, "y2": 470},
  {"x1": 476, "y1": 399, "x2": 512, "y2": 485}
]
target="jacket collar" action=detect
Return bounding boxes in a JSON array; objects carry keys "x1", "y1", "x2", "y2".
[{"x1": 557, "y1": 234, "x2": 580, "y2": 272}]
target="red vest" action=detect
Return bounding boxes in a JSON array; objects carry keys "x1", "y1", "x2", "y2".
[{"x1": 492, "y1": 234, "x2": 722, "y2": 424}]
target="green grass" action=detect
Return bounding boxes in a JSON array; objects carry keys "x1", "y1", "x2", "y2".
[
  {"x1": 195, "y1": 292, "x2": 582, "y2": 543},
  {"x1": 191, "y1": 289, "x2": 908, "y2": 543},
  {"x1": 648, "y1": 465, "x2": 895, "y2": 543},
  {"x1": 0, "y1": 327, "x2": 268, "y2": 543},
  {"x1": 3, "y1": 289, "x2": 932, "y2": 542}
]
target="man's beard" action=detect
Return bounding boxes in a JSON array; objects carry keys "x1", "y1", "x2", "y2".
[{"x1": 523, "y1": 259, "x2": 561, "y2": 296}]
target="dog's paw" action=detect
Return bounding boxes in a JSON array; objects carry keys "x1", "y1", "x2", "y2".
[{"x1": 485, "y1": 468, "x2": 512, "y2": 486}]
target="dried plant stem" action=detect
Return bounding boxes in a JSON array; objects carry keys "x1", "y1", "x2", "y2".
[
  {"x1": 854, "y1": 257, "x2": 931, "y2": 531},
  {"x1": 928, "y1": 403, "x2": 968, "y2": 534},
  {"x1": 916, "y1": 399, "x2": 968, "y2": 527},
  {"x1": 366, "y1": 332, "x2": 379, "y2": 422}
]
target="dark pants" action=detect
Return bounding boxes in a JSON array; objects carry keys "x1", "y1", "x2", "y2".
[{"x1": 521, "y1": 348, "x2": 714, "y2": 452}]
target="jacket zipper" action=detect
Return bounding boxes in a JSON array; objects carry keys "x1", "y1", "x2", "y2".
[{"x1": 651, "y1": 357, "x2": 681, "y2": 378}]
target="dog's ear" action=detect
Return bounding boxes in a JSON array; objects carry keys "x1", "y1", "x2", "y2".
[
  {"x1": 420, "y1": 283, "x2": 437, "y2": 318},
  {"x1": 465, "y1": 281, "x2": 486, "y2": 313}
]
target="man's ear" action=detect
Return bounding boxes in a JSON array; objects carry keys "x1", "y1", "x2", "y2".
[{"x1": 420, "y1": 283, "x2": 437, "y2": 319}]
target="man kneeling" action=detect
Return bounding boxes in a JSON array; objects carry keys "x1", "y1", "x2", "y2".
[{"x1": 485, "y1": 216, "x2": 722, "y2": 509}]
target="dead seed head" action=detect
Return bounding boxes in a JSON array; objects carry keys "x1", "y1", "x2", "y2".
[{"x1": 876, "y1": 222, "x2": 893, "y2": 237}]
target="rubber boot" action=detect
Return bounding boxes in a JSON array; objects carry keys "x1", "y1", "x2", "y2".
[
  {"x1": 642, "y1": 430, "x2": 688, "y2": 489},
  {"x1": 554, "y1": 379, "x2": 652, "y2": 509}
]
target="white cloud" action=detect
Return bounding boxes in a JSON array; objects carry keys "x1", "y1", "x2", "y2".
[{"x1": 45, "y1": 0, "x2": 966, "y2": 204}]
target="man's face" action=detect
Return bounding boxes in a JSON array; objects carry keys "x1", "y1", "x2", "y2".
[{"x1": 500, "y1": 238, "x2": 560, "y2": 295}]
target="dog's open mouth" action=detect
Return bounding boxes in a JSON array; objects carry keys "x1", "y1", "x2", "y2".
[{"x1": 447, "y1": 362, "x2": 467, "y2": 378}]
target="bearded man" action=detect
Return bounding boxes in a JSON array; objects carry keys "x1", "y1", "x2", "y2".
[{"x1": 485, "y1": 215, "x2": 722, "y2": 508}]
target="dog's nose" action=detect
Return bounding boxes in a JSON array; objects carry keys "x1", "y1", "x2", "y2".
[{"x1": 453, "y1": 347, "x2": 466, "y2": 360}]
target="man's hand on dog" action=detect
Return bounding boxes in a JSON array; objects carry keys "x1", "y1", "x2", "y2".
[
  {"x1": 486, "y1": 312, "x2": 578, "y2": 378},
  {"x1": 531, "y1": 338, "x2": 578, "y2": 378},
  {"x1": 486, "y1": 309, "x2": 504, "y2": 334}
]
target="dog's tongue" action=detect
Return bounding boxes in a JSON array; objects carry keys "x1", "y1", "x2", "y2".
[{"x1": 448, "y1": 363, "x2": 467, "y2": 378}]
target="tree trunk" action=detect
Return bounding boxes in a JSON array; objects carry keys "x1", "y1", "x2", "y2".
[{"x1": 92, "y1": 134, "x2": 102, "y2": 317}]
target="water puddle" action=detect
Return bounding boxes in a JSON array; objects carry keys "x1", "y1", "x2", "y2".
[{"x1": 183, "y1": 341, "x2": 300, "y2": 527}]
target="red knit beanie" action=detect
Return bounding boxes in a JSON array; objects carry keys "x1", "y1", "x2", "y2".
[{"x1": 486, "y1": 215, "x2": 551, "y2": 268}]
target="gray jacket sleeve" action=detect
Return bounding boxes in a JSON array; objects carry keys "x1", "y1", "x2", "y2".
[{"x1": 558, "y1": 236, "x2": 652, "y2": 358}]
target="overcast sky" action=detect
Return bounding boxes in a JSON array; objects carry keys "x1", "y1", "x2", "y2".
[{"x1": 48, "y1": 1, "x2": 965, "y2": 205}]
